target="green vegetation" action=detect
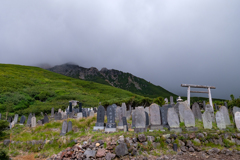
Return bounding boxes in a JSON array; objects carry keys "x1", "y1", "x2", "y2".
[{"x1": 0, "y1": 64, "x2": 157, "y2": 116}]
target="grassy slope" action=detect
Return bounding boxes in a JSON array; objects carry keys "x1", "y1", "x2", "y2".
[{"x1": 0, "y1": 64, "x2": 146, "y2": 116}]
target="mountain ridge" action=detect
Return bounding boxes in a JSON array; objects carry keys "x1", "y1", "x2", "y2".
[{"x1": 47, "y1": 63, "x2": 176, "y2": 98}]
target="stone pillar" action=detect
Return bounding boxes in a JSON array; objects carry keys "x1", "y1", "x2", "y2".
[
  {"x1": 187, "y1": 86, "x2": 191, "y2": 106},
  {"x1": 208, "y1": 87, "x2": 213, "y2": 110}
]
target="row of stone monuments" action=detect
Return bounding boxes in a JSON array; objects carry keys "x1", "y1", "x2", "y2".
[{"x1": 92, "y1": 100, "x2": 240, "y2": 133}]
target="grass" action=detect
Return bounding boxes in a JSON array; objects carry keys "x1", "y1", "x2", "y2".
[{"x1": 0, "y1": 64, "x2": 150, "y2": 116}]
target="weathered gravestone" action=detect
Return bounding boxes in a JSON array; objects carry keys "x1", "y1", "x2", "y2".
[
  {"x1": 132, "y1": 110, "x2": 136, "y2": 128},
  {"x1": 27, "y1": 113, "x2": 32, "y2": 127},
  {"x1": 68, "y1": 112, "x2": 74, "y2": 118},
  {"x1": 233, "y1": 106, "x2": 240, "y2": 123},
  {"x1": 126, "y1": 111, "x2": 131, "y2": 120},
  {"x1": 58, "y1": 109, "x2": 62, "y2": 113},
  {"x1": 89, "y1": 110, "x2": 94, "y2": 117},
  {"x1": 37, "y1": 120, "x2": 43, "y2": 126},
  {"x1": 41, "y1": 112, "x2": 44, "y2": 117},
  {"x1": 69, "y1": 102, "x2": 72, "y2": 112},
  {"x1": 145, "y1": 111, "x2": 149, "y2": 127},
  {"x1": 149, "y1": 103, "x2": 162, "y2": 130},
  {"x1": 161, "y1": 104, "x2": 173, "y2": 128},
  {"x1": 116, "y1": 107, "x2": 124, "y2": 129},
  {"x1": 8, "y1": 116, "x2": 13, "y2": 123},
  {"x1": 202, "y1": 111, "x2": 212, "y2": 129},
  {"x1": 112, "y1": 104, "x2": 117, "y2": 121},
  {"x1": 31, "y1": 116, "x2": 36, "y2": 128},
  {"x1": 235, "y1": 112, "x2": 240, "y2": 131},
  {"x1": 192, "y1": 102, "x2": 202, "y2": 121},
  {"x1": 82, "y1": 108, "x2": 87, "y2": 118},
  {"x1": 79, "y1": 103, "x2": 82, "y2": 112},
  {"x1": 184, "y1": 109, "x2": 198, "y2": 131},
  {"x1": 121, "y1": 103, "x2": 127, "y2": 117},
  {"x1": 77, "y1": 113, "x2": 82, "y2": 120},
  {"x1": 54, "y1": 112, "x2": 59, "y2": 121},
  {"x1": 219, "y1": 106, "x2": 231, "y2": 126},
  {"x1": 178, "y1": 102, "x2": 189, "y2": 122},
  {"x1": 105, "y1": 105, "x2": 116, "y2": 132},
  {"x1": 44, "y1": 113, "x2": 49, "y2": 124},
  {"x1": 205, "y1": 104, "x2": 215, "y2": 122},
  {"x1": 67, "y1": 121, "x2": 72, "y2": 132},
  {"x1": 170, "y1": 96, "x2": 174, "y2": 105},
  {"x1": 51, "y1": 108, "x2": 54, "y2": 118},
  {"x1": 134, "y1": 107, "x2": 146, "y2": 133},
  {"x1": 122, "y1": 117, "x2": 128, "y2": 132},
  {"x1": 93, "y1": 105, "x2": 105, "y2": 130},
  {"x1": 13, "y1": 114, "x2": 18, "y2": 124},
  {"x1": 216, "y1": 111, "x2": 226, "y2": 129},
  {"x1": 62, "y1": 112, "x2": 68, "y2": 120},
  {"x1": 167, "y1": 108, "x2": 182, "y2": 132},
  {"x1": 60, "y1": 121, "x2": 68, "y2": 136},
  {"x1": 19, "y1": 115, "x2": 26, "y2": 125}
]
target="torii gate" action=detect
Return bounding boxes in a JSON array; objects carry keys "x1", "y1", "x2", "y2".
[{"x1": 181, "y1": 84, "x2": 216, "y2": 109}]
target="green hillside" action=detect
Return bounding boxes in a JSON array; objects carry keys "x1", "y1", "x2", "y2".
[{"x1": 0, "y1": 64, "x2": 150, "y2": 116}]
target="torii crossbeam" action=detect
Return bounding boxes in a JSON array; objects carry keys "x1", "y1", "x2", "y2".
[{"x1": 181, "y1": 84, "x2": 216, "y2": 109}]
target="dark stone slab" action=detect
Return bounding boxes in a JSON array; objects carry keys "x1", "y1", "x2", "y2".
[
  {"x1": 44, "y1": 113, "x2": 49, "y2": 124},
  {"x1": 79, "y1": 103, "x2": 82, "y2": 112},
  {"x1": 19, "y1": 115, "x2": 26, "y2": 124},
  {"x1": 192, "y1": 102, "x2": 202, "y2": 121},
  {"x1": 145, "y1": 111, "x2": 149, "y2": 127},
  {"x1": 224, "y1": 102, "x2": 228, "y2": 108},
  {"x1": 122, "y1": 117, "x2": 128, "y2": 131},
  {"x1": 160, "y1": 104, "x2": 173, "y2": 128},
  {"x1": 95, "y1": 105, "x2": 105, "y2": 126},
  {"x1": 82, "y1": 108, "x2": 87, "y2": 117},
  {"x1": 69, "y1": 102, "x2": 72, "y2": 112},
  {"x1": 105, "y1": 105, "x2": 116, "y2": 132}
]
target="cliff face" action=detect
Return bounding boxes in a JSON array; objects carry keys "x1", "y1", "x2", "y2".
[{"x1": 48, "y1": 64, "x2": 176, "y2": 98}]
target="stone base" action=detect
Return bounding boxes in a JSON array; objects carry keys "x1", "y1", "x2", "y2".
[
  {"x1": 226, "y1": 125, "x2": 234, "y2": 128},
  {"x1": 150, "y1": 125, "x2": 163, "y2": 130},
  {"x1": 117, "y1": 126, "x2": 124, "y2": 129},
  {"x1": 105, "y1": 128, "x2": 116, "y2": 132},
  {"x1": 186, "y1": 127, "x2": 198, "y2": 132},
  {"x1": 134, "y1": 128, "x2": 147, "y2": 133},
  {"x1": 93, "y1": 126, "x2": 104, "y2": 131},
  {"x1": 169, "y1": 128, "x2": 182, "y2": 133},
  {"x1": 19, "y1": 124, "x2": 23, "y2": 125}
]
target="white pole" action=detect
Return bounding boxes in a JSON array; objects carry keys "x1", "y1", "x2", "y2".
[
  {"x1": 187, "y1": 86, "x2": 190, "y2": 106},
  {"x1": 208, "y1": 87, "x2": 213, "y2": 110}
]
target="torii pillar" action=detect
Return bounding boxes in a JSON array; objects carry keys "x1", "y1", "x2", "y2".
[{"x1": 181, "y1": 84, "x2": 216, "y2": 110}]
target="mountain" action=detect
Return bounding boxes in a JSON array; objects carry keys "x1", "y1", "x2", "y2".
[
  {"x1": 0, "y1": 64, "x2": 148, "y2": 115},
  {"x1": 48, "y1": 63, "x2": 176, "y2": 98}
]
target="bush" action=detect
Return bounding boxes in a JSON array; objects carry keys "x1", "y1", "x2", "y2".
[
  {"x1": 0, "y1": 149, "x2": 9, "y2": 160},
  {"x1": 153, "y1": 97, "x2": 165, "y2": 106},
  {"x1": 0, "y1": 120, "x2": 9, "y2": 134}
]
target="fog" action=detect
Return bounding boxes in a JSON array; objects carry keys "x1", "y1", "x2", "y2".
[{"x1": 1, "y1": 0, "x2": 240, "y2": 99}]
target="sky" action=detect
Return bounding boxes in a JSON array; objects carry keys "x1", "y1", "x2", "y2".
[{"x1": 1, "y1": 0, "x2": 240, "y2": 100}]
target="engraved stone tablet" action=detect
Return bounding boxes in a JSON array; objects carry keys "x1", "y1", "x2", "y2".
[
  {"x1": 167, "y1": 108, "x2": 179, "y2": 128},
  {"x1": 235, "y1": 112, "x2": 240, "y2": 131},
  {"x1": 219, "y1": 106, "x2": 231, "y2": 126},
  {"x1": 184, "y1": 109, "x2": 195, "y2": 127},
  {"x1": 192, "y1": 102, "x2": 202, "y2": 121},
  {"x1": 216, "y1": 111, "x2": 226, "y2": 129},
  {"x1": 202, "y1": 111, "x2": 212, "y2": 129}
]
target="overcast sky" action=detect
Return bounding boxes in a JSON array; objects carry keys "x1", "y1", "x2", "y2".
[{"x1": 1, "y1": 0, "x2": 240, "y2": 99}]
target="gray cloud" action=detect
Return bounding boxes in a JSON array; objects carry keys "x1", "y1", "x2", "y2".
[{"x1": 1, "y1": 0, "x2": 240, "y2": 99}]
